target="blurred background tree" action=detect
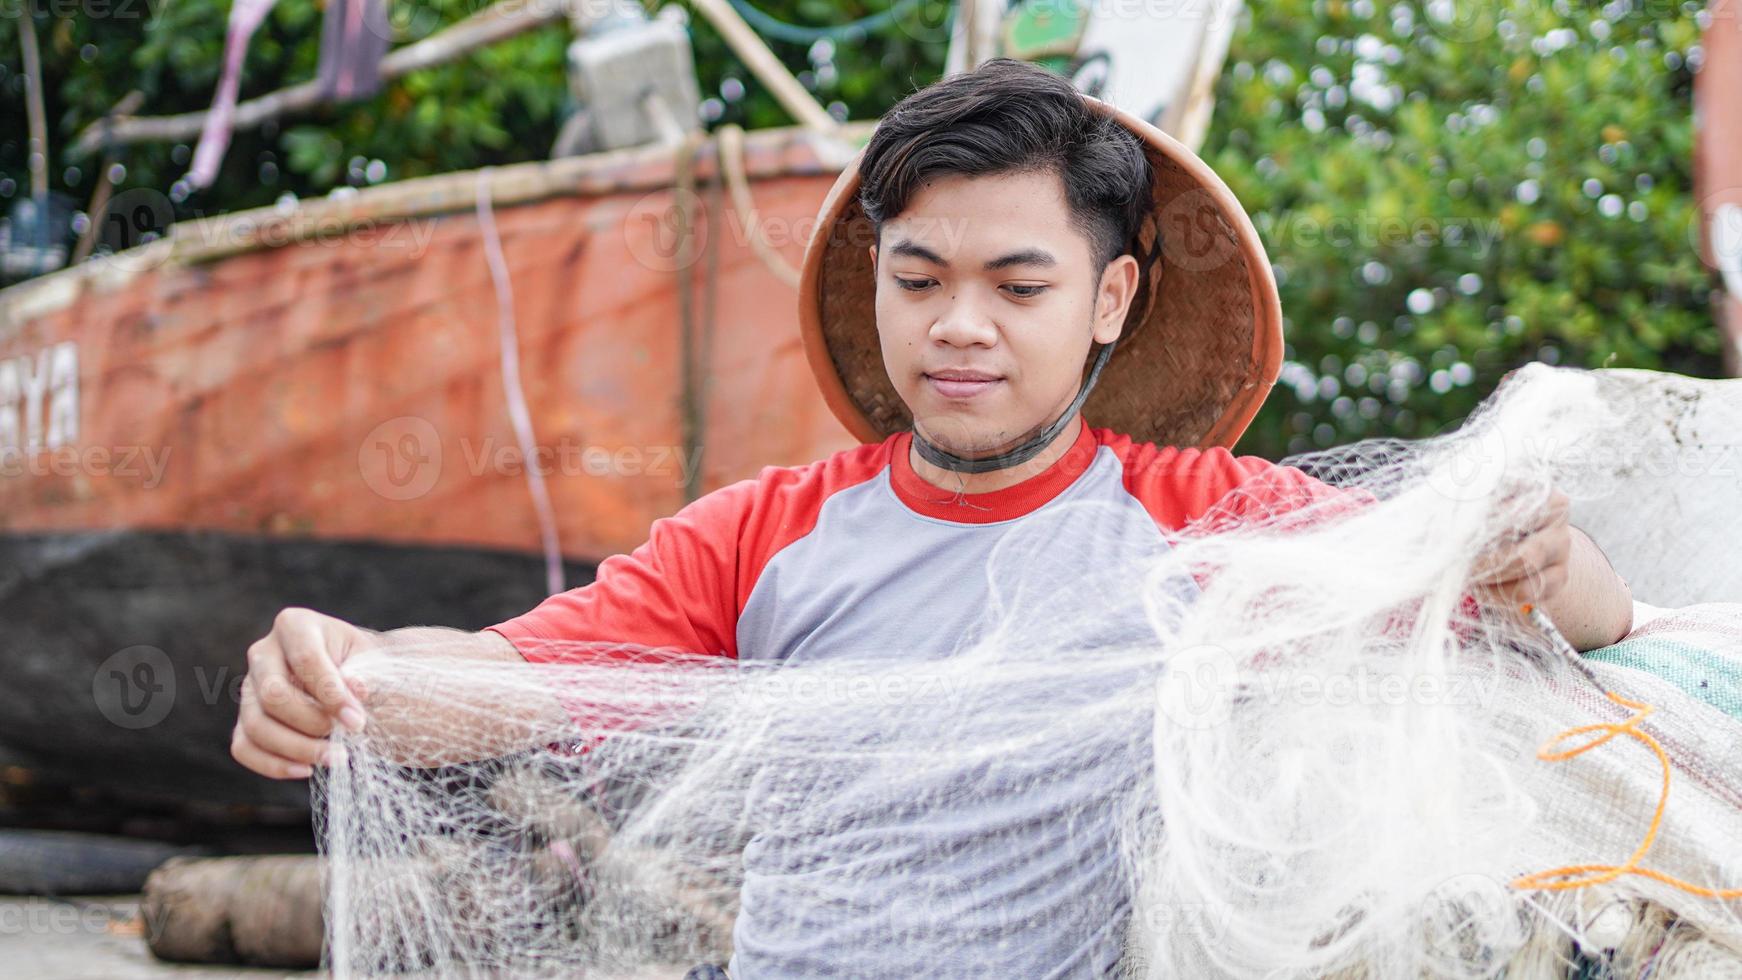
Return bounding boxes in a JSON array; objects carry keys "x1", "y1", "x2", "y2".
[
  {"x1": 0, "y1": 0, "x2": 1725, "y2": 455},
  {"x1": 1205, "y1": 0, "x2": 1721, "y2": 456}
]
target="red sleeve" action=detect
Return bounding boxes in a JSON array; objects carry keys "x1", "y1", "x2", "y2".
[
  {"x1": 485, "y1": 478, "x2": 756, "y2": 666},
  {"x1": 482, "y1": 439, "x2": 896, "y2": 668},
  {"x1": 1102, "y1": 433, "x2": 1367, "y2": 533}
]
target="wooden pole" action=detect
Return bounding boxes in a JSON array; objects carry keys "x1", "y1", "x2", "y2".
[
  {"x1": 684, "y1": 0, "x2": 838, "y2": 134},
  {"x1": 72, "y1": 93, "x2": 146, "y2": 265},
  {"x1": 17, "y1": 0, "x2": 49, "y2": 199}
]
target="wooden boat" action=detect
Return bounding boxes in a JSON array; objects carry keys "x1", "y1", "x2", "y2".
[{"x1": 0, "y1": 122, "x2": 867, "y2": 810}]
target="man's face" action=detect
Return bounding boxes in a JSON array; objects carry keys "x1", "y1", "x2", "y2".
[{"x1": 869, "y1": 169, "x2": 1139, "y2": 457}]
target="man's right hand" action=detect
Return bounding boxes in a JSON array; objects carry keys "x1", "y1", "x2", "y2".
[{"x1": 231, "y1": 607, "x2": 377, "y2": 780}]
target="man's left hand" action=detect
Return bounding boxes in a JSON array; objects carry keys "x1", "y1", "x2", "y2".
[{"x1": 1468, "y1": 488, "x2": 1573, "y2": 611}]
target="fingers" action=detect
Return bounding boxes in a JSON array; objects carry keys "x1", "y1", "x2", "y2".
[
  {"x1": 230, "y1": 728, "x2": 314, "y2": 781},
  {"x1": 1488, "y1": 487, "x2": 1570, "y2": 546},
  {"x1": 1471, "y1": 492, "x2": 1574, "y2": 612},
  {"x1": 1474, "y1": 525, "x2": 1571, "y2": 586},
  {"x1": 1474, "y1": 557, "x2": 1571, "y2": 608},
  {"x1": 239, "y1": 697, "x2": 341, "y2": 768},
  {"x1": 241, "y1": 670, "x2": 332, "y2": 739},
  {"x1": 275, "y1": 608, "x2": 369, "y2": 731},
  {"x1": 1520, "y1": 488, "x2": 1570, "y2": 535}
]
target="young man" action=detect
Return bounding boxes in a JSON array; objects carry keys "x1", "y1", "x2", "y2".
[{"x1": 232, "y1": 60, "x2": 1633, "y2": 975}]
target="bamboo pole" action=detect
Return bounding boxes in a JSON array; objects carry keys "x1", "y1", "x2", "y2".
[
  {"x1": 17, "y1": 0, "x2": 49, "y2": 199},
  {"x1": 684, "y1": 0, "x2": 838, "y2": 134}
]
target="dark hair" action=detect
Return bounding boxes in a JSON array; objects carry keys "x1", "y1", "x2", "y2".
[{"x1": 857, "y1": 58, "x2": 1154, "y2": 273}]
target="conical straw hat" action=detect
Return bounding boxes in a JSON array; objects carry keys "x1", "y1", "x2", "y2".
[{"x1": 797, "y1": 95, "x2": 1283, "y2": 450}]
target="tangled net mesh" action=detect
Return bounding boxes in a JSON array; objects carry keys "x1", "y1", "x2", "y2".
[{"x1": 318, "y1": 365, "x2": 1742, "y2": 978}]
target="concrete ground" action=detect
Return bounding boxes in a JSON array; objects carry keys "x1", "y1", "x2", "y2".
[
  {"x1": 0, "y1": 895, "x2": 319, "y2": 980},
  {"x1": 1, "y1": 894, "x2": 702, "y2": 978}
]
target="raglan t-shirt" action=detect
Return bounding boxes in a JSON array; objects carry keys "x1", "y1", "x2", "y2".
[{"x1": 486, "y1": 420, "x2": 1353, "y2": 978}]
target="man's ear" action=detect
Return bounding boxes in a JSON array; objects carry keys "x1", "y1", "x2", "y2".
[
  {"x1": 867, "y1": 244, "x2": 877, "y2": 273},
  {"x1": 1093, "y1": 254, "x2": 1140, "y2": 345}
]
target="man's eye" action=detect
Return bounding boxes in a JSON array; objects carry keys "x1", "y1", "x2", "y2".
[
  {"x1": 894, "y1": 277, "x2": 934, "y2": 292},
  {"x1": 1004, "y1": 284, "x2": 1047, "y2": 298}
]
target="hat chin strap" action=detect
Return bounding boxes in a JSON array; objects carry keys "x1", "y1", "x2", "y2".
[{"x1": 910, "y1": 340, "x2": 1118, "y2": 475}]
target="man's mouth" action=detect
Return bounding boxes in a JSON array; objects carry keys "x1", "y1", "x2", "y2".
[{"x1": 924, "y1": 370, "x2": 1003, "y2": 400}]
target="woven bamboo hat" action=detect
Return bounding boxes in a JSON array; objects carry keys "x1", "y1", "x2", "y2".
[{"x1": 797, "y1": 95, "x2": 1283, "y2": 450}]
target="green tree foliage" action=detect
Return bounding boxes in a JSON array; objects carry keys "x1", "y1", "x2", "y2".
[{"x1": 1202, "y1": 0, "x2": 1723, "y2": 457}]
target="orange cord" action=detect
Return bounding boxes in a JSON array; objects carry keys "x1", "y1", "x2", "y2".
[{"x1": 1511, "y1": 687, "x2": 1742, "y2": 898}]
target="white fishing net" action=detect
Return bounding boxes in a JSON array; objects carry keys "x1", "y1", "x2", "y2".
[{"x1": 317, "y1": 365, "x2": 1742, "y2": 979}]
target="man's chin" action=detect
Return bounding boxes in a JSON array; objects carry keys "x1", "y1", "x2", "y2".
[{"x1": 910, "y1": 414, "x2": 1029, "y2": 460}]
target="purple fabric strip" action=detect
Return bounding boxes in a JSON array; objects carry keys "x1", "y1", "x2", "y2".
[
  {"x1": 187, "y1": 0, "x2": 281, "y2": 189},
  {"x1": 317, "y1": 0, "x2": 392, "y2": 103}
]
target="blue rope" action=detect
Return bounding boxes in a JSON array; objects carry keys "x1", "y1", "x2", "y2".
[{"x1": 722, "y1": 0, "x2": 947, "y2": 45}]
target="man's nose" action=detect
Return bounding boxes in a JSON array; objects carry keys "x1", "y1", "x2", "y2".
[{"x1": 929, "y1": 290, "x2": 999, "y2": 348}]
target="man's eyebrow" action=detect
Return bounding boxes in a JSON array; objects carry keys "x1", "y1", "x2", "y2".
[
  {"x1": 887, "y1": 239, "x2": 1059, "y2": 271},
  {"x1": 982, "y1": 247, "x2": 1058, "y2": 271}
]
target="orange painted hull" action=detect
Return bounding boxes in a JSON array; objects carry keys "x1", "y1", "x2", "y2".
[{"x1": 0, "y1": 124, "x2": 864, "y2": 561}]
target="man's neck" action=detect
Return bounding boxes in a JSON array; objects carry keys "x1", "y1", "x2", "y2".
[{"x1": 908, "y1": 415, "x2": 1086, "y2": 495}]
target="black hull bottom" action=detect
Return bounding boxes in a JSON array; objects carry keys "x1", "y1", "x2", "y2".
[{"x1": 0, "y1": 530, "x2": 595, "y2": 815}]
